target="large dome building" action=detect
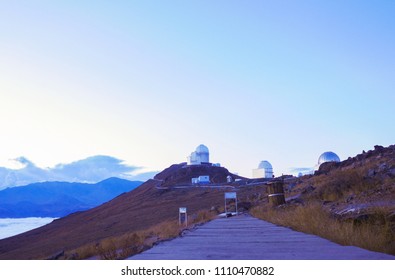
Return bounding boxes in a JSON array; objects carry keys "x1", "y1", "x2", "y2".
[
  {"x1": 294, "y1": 151, "x2": 341, "y2": 176},
  {"x1": 252, "y1": 160, "x2": 274, "y2": 179},
  {"x1": 318, "y1": 151, "x2": 340, "y2": 166},
  {"x1": 187, "y1": 144, "x2": 210, "y2": 165}
]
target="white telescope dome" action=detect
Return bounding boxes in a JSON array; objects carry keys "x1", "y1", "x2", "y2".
[
  {"x1": 196, "y1": 144, "x2": 209, "y2": 154},
  {"x1": 258, "y1": 160, "x2": 272, "y2": 170},
  {"x1": 187, "y1": 144, "x2": 210, "y2": 165}
]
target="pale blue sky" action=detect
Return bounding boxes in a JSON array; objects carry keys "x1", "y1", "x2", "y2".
[{"x1": 0, "y1": 1, "x2": 394, "y2": 177}]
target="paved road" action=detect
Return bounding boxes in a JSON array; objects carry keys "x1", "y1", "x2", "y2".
[{"x1": 128, "y1": 214, "x2": 395, "y2": 260}]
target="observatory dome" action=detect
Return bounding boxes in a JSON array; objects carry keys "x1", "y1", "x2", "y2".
[
  {"x1": 196, "y1": 144, "x2": 209, "y2": 154},
  {"x1": 318, "y1": 151, "x2": 340, "y2": 166},
  {"x1": 258, "y1": 160, "x2": 272, "y2": 170},
  {"x1": 252, "y1": 160, "x2": 273, "y2": 178},
  {"x1": 187, "y1": 144, "x2": 210, "y2": 165}
]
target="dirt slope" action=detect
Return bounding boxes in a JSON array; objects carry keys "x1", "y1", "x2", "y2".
[{"x1": 0, "y1": 165, "x2": 261, "y2": 259}]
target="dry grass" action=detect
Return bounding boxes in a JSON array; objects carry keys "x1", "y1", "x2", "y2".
[
  {"x1": 65, "y1": 209, "x2": 217, "y2": 260},
  {"x1": 305, "y1": 167, "x2": 395, "y2": 203},
  {"x1": 310, "y1": 170, "x2": 372, "y2": 201},
  {"x1": 192, "y1": 209, "x2": 218, "y2": 224},
  {"x1": 251, "y1": 203, "x2": 395, "y2": 255}
]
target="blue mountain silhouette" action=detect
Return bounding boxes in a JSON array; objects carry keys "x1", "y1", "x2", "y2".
[{"x1": 0, "y1": 177, "x2": 142, "y2": 218}]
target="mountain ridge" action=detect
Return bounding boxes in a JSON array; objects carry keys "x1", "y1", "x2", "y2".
[{"x1": 0, "y1": 177, "x2": 142, "y2": 218}]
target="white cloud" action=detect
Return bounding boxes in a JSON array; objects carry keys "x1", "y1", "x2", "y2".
[
  {"x1": 0, "y1": 156, "x2": 156, "y2": 189},
  {"x1": 1, "y1": 157, "x2": 31, "y2": 170},
  {"x1": 0, "y1": 217, "x2": 56, "y2": 239},
  {"x1": 287, "y1": 167, "x2": 315, "y2": 177}
]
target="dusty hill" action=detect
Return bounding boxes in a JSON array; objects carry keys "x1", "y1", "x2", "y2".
[
  {"x1": 1, "y1": 144, "x2": 393, "y2": 259},
  {"x1": 0, "y1": 165, "x2": 264, "y2": 259}
]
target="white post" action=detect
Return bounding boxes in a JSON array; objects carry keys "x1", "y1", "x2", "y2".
[{"x1": 179, "y1": 207, "x2": 187, "y2": 226}]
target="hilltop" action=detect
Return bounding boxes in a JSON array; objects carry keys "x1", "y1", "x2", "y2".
[
  {"x1": 155, "y1": 162, "x2": 245, "y2": 187},
  {"x1": 0, "y1": 144, "x2": 394, "y2": 259}
]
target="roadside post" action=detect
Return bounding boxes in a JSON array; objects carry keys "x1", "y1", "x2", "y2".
[
  {"x1": 179, "y1": 207, "x2": 188, "y2": 226},
  {"x1": 224, "y1": 192, "x2": 238, "y2": 217}
]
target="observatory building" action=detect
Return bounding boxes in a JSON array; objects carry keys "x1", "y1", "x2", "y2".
[
  {"x1": 296, "y1": 151, "x2": 341, "y2": 176},
  {"x1": 187, "y1": 144, "x2": 210, "y2": 165},
  {"x1": 318, "y1": 151, "x2": 340, "y2": 166},
  {"x1": 252, "y1": 160, "x2": 274, "y2": 178}
]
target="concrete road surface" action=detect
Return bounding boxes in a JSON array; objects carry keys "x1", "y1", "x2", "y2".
[{"x1": 127, "y1": 214, "x2": 395, "y2": 260}]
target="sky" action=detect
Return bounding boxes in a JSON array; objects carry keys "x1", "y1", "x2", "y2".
[{"x1": 0, "y1": 0, "x2": 394, "y2": 180}]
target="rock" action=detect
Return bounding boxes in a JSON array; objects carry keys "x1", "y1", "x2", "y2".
[
  {"x1": 378, "y1": 163, "x2": 387, "y2": 172},
  {"x1": 374, "y1": 145, "x2": 384, "y2": 151},
  {"x1": 317, "y1": 161, "x2": 339, "y2": 175},
  {"x1": 367, "y1": 169, "x2": 376, "y2": 177},
  {"x1": 302, "y1": 185, "x2": 315, "y2": 194}
]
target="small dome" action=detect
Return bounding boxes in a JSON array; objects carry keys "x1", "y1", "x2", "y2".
[
  {"x1": 318, "y1": 151, "x2": 340, "y2": 165},
  {"x1": 196, "y1": 144, "x2": 209, "y2": 154},
  {"x1": 258, "y1": 160, "x2": 272, "y2": 170}
]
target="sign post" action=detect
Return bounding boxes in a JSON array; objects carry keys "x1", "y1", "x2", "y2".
[
  {"x1": 179, "y1": 207, "x2": 188, "y2": 226},
  {"x1": 224, "y1": 192, "x2": 238, "y2": 216}
]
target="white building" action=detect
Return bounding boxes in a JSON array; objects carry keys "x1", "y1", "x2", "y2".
[
  {"x1": 291, "y1": 151, "x2": 341, "y2": 176},
  {"x1": 187, "y1": 144, "x2": 210, "y2": 165},
  {"x1": 252, "y1": 160, "x2": 274, "y2": 179},
  {"x1": 191, "y1": 176, "x2": 210, "y2": 184},
  {"x1": 198, "y1": 175, "x2": 210, "y2": 183}
]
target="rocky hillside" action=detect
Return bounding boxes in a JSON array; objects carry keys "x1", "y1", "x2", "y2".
[{"x1": 285, "y1": 145, "x2": 395, "y2": 223}]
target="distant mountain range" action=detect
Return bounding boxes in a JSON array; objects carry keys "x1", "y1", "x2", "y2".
[
  {"x1": 0, "y1": 155, "x2": 157, "y2": 189},
  {"x1": 0, "y1": 177, "x2": 142, "y2": 218}
]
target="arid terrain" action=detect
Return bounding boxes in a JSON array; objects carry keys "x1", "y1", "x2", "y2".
[
  {"x1": 0, "y1": 145, "x2": 393, "y2": 259},
  {"x1": 286, "y1": 145, "x2": 395, "y2": 220}
]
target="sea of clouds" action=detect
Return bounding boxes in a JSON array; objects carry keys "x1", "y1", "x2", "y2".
[{"x1": 0, "y1": 217, "x2": 57, "y2": 239}]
